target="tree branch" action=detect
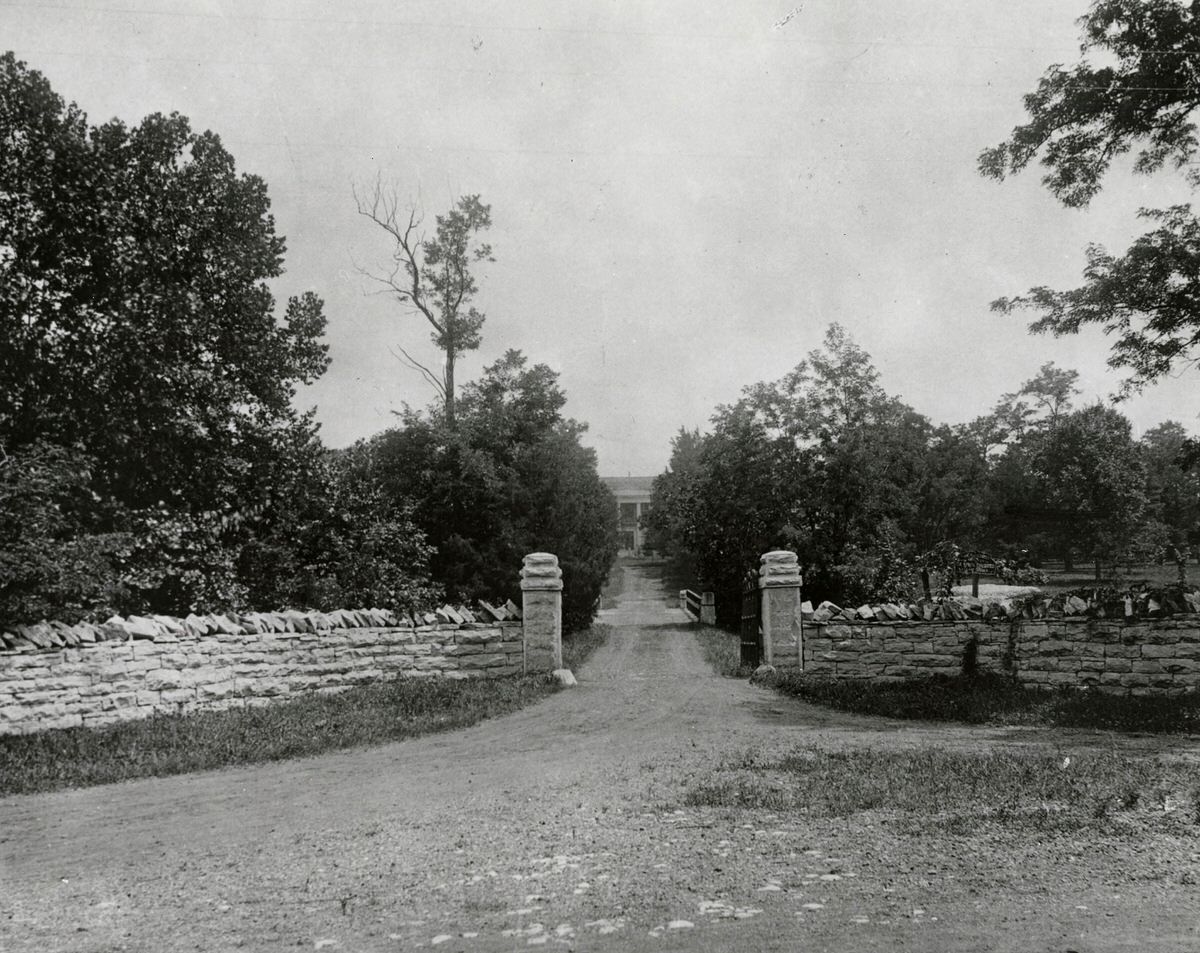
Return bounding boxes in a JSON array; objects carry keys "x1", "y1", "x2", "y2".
[
  {"x1": 389, "y1": 344, "x2": 446, "y2": 401},
  {"x1": 353, "y1": 177, "x2": 444, "y2": 336}
]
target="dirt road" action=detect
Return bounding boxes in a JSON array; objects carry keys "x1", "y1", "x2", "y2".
[{"x1": 2, "y1": 563, "x2": 1199, "y2": 951}]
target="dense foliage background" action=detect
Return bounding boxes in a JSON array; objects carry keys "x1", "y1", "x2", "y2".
[
  {"x1": 0, "y1": 54, "x2": 616, "y2": 630},
  {"x1": 645, "y1": 324, "x2": 1197, "y2": 626}
]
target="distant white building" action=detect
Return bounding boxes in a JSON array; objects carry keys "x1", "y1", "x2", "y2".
[{"x1": 601, "y1": 476, "x2": 654, "y2": 555}]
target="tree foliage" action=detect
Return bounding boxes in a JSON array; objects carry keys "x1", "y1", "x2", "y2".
[
  {"x1": 0, "y1": 54, "x2": 439, "y2": 624},
  {"x1": 982, "y1": 1, "x2": 1200, "y2": 393},
  {"x1": 369, "y1": 351, "x2": 617, "y2": 632},
  {"x1": 644, "y1": 428, "x2": 705, "y2": 581},
  {"x1": 647, "y1": 325, "x2": 975, "y2": 621},
  {"x1": 1141, "y1": 420, "x2": 1200, "y2": 557},
  {"x1": 354, "y1": 183, "x2": 493, "y2": 428},
  {"x1": 645, "y1": 326, "x2": 1195, "y2": 617},
  {"x1": 1023, "y1": 405, "x2": 1148, "y2": 572},
  {"x1": 0, "y1": 444, "x2": 131, "y2": 624},
  {"x1": 0, "y1": 53, "x2": 330, "y2": 514}
]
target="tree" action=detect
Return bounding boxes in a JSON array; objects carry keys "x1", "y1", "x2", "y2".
[
  {"x1": 689, "y1": 398, "x2": 811, "y2": 623},
  {"x1": 369, "y1": 351, "x2": 617, "y2": 631},
  {"x1": 0, "y1": 53, "x2": 341, "y2": 619},
  {"x1": 969, "y1": 362, "x2": 1080, "y2": 456},
  {"x1": 1014, "y1": 363, "x2": 1081, "y2": 426},
  {"x1": 0, "y1": 443, "x2": 130, "y2": 626},
  {"x1": 1140, "y1": 421, "x2": 1200, "y2": 563},
  {"x1": 981, "y1": 1, "x2": 1200, "y2": 393},
  {"x1": 1025, "y1": 405, "x2": 1148, "y2": 578},
  {"x1": 643, "y1": 428, "x2": 705, "y2": 580},
  {"x1": 0, "y1": 53, "x2": 329, "y2": 515},
  {"x1": 908, "y1": 425, "x2": 992, "y2": 553},
  {"x1": 232, "y1": 424, "x2": 439, "y2": 614},
  {"x1": 354, "y1": 182, "x2": 493, "y2": 429},
  {"x1": 670, "y1": 324, "x2": 943, "y2": 620}
]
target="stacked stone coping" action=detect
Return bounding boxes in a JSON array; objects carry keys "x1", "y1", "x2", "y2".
[
  {"x1": 785, "y1": 614, "x2": 1200, "y2": 696},
  {"x1": 0, "y1": 603, "x2": 526, "y2": 735},
  {"x1": 802, "y1": 588, "x2": 1200, "y2": 625}
]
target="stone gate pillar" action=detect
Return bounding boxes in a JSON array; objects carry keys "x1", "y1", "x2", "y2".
[
  {"x1": 760, "y1": 550, "x2": 803, "y2": 668},
  {"x1": 521, "y1": 552, "x2": 563, "y2": 673}
]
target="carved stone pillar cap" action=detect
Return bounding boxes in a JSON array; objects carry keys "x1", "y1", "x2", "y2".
[
  {"x1": 760, "y1": 550, "x2": 802, "y2": 587},
  {"x1": 521, "y1": 552, "x2": 564, "y2": 591}
]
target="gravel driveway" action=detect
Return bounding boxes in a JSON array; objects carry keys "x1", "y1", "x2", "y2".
[{"x1": 2, "y1": 563, "x2": 1198, "y2": 952}]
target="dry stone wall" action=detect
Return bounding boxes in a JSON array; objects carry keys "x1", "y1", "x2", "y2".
[
  {"x1": 0, "y1": 610, "x2": 525, "y2": 735},
  {"x1": 779, "y1": 617, "x2": 1200, "y2": 695}
]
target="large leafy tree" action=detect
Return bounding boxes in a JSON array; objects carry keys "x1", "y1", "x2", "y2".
[
  {"x1": 668, "y1": 324, "x2": 946, "y2": 620},
  {"x1": 0, "y1": 52, "x2": 329, "y2": 514},
  {"x1": 355, "y1": 183, "x2": 493, "y2": 429},
  {"x1": 1141, "y1": 421, "x2": 1200, "y2": 557},
  {"x1": 0, "y1": 443, "x2": 132, "y2": 625},
  {"x1": 1023, "y1": 405, "x2": 1148, "y2": 576},
  {"x1": 981, "y1": 1, "x2": 1200, "y2": 393},
  {"x1": 909, "y1": 424, "x2": 992, "y2": 554},
  {"x1": 0, "y1": 53, "x2": 343, "y2": 618},
  {"x1": 643, "y1": 427, "x2": 705, "y2": 581},
  {"x1": 973, "y1": 364, "x2": 1094, "y2": 567},
  {"x1": 370, "y1": 351, "x2": 617, "y2": 631}
]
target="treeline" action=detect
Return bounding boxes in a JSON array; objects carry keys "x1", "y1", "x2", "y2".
[
  {"x1": 0, "y1": 53, "x2": 616, "y2": 630},
  {"x1": 646, "y1": 324, "x2": 1200, "y2": 626}
]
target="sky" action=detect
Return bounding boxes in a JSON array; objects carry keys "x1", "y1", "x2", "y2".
[{"x1": 5, "y1": 0, "x2": 1198, "y2": 476}]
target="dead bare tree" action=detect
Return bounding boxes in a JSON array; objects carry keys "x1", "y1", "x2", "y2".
[{"x1": 353, "y1": 179, "x2": 493, "y2": 429}]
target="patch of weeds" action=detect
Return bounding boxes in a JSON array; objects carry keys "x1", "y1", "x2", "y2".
[
  {"x1": 687, "y1": 774, "x2": 793, "y2": 811},
  {"x1": 683, "y1": 745, "x2": 1200, "y2": 835},
  {"x1": 1051, "y1": 692, "x2": 1200, "y2": 734},
  {"x1": 695, "y1": 627, "x2": 752, "y2": 678},
  {"x1": 562, "y1": 623, "x2": 611, "y2": 671},
  {"x1": 769, "y1": 671, "x2": 1200, "y2": 734},
  {"x1": 0, "y1": 673, "x2": 560, "y2": 797},
  {"x1": 770, "y1": 671, "x2": 1043, "y2": 724}
]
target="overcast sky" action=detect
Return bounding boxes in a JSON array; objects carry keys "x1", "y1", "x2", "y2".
[{"x1": 6, "y1": 0, "x2": 1198, "y2": 475}]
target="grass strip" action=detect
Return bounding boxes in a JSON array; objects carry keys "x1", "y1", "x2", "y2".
[
  {"x1": 769, "y1": 671, "x2": 1200, "y2": 734},
  {"x1": 0, "y1": 674, "x2": 554, "y2": 797},
  {"x1": 685, "y1": 744, "x2": 1200, "y2": 834},
  {"x1": 695, "y1": 626, "x2": 751, "y2": 678},
  {"x1": 563, "y1": 622, "x2": 611, "y2": 670},
  {"x1": 2, "y1": 622, "x2": 613, "y2": 797}
]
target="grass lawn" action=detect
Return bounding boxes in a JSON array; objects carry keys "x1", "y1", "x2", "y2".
[
  {"x1": 1, "y1": 623, "x2": 611, "y2": 797},
  {"x1": 562, "y1": 622, "x2": 611, "y2": 670},
  {"x1": 975, "y1": 560, "x2": 1190, "y2": 596},
  {"x1": 768, "y1": 670, "x2": 1200, "y2": 734},
  {"x1": 695, "y1": 624, "x2": 1200, "y2": 734},
  {"x1": 684, "y1": 744, "x2": 1200, "y2": 835}
]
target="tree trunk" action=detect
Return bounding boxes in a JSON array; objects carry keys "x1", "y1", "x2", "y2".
[
  {"x1": 1063, "y1": 546, "x2": 1074, "y2": 573},
  {"x1": 444, "y1": 349, "x2": 456, "y2": 430}
]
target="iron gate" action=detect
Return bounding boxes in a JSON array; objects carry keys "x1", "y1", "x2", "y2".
[{"x1": 739, "y1": 569, "x2": 762, "y2": 667}]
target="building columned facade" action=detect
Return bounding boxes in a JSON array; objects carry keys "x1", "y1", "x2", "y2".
[{"x1": 601, "y1": 476, "x2": 654, "y2": 555}]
